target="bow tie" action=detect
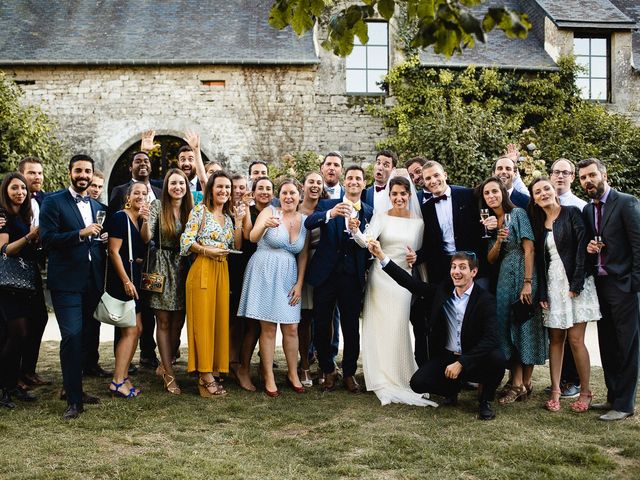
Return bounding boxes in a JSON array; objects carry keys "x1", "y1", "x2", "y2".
[
  {"x1": 432, "y1": 194, "x2": 447, "y2": 203},
  {"x1": 374, "y1": 185, "x2": 386, "y2": 193},
  {"x1": 325, "y1": 186, "x2": 336, "y2": 195},
  {"x1": 74, "y1": 195, "x2": 90, "y2": 204},
  {"x1": 352, "y1": 201, "x2": 362, "y2": 212}
]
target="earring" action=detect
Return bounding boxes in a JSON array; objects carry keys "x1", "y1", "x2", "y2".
[{"x1": 124, "y1": 200, "x2": 131, "y2": 209}]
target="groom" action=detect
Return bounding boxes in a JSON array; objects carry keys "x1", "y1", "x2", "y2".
[
  {"x1": 370, "y1": 243, "x2": 505, "y2": 420},
  {"x1": 305, "y1": 165, "x2": 374, "y2": 393}
]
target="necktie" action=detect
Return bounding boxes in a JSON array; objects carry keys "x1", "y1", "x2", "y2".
[
  {"x1": 374, "y1": 185, "x2": 385, "y2": 192},
  {"x1": 432, "y1": 194, "x2": 447, "y2": 203},
  {"x1": 352, "y1": 201, "x2": 361, "y2": 212},
  {"x1": 595, "y1": 202, "x2": 606, "y2": 270},
  {"x1": 75, "y1": 195, "x2": 90, "y2": 204}
]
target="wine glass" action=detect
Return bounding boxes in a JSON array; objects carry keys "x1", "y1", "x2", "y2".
[
  {"x1": 364, "y1": 222, "x2": 375, "y2": 259},
  {"x1": 502, "y1": 213, "x2": 512, "y2": 243},
  {"x1": 594, "y1": 235, "x2": 603, "y2": 268},
  {"x1": 96, "y1": 210, "x2": 106, "y2": 226},
  {"x1": 273, "y1": 208, "x2": 283, "y2": 227},
  {"x1": 342, "y1": 199, "x2": 357, "y2": 235},
  {"x1": 480, "y1": 208, "x2": 490, "y2": 238}
]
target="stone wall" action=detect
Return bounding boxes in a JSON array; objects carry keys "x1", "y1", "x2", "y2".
[{"x1": 2, "y1": 63, "x2": 387, "y2": 189}]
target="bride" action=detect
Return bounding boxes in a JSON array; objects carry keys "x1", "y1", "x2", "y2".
[{"x1": 353, "y1": 172, "x2": 437, "y2": 407}]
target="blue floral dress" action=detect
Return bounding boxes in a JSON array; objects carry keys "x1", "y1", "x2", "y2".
[{"x1": 491, "y1": 208, "x2": 548, "y2": 365}]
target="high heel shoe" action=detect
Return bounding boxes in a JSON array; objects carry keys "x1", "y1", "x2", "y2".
[
  {"x1": 264, "y1": 387, "x2": 281, "y2": 398},
  {"x1": 570, "y1": 390, "x2": 592, "y2": 413},
  {"x1": 163, "y1": 373, "x2": 181, "y2": 395},
  {"x1": 109, "y1": 380, "x2": 137, "y2": 398},
  {"x1": 498, "y1": 384, "x2": 527, "y2": 405},
  {"x1": 544, "y1": 389, "x2": 561, "y2": 412},
  {"x1": 198, "y1": 377, "x2": 227, "y2": 398},
  {"x1": 300, "y1": 369, "x2": 313, "y2": 388},
  {"x1": 286, "y1": 376, "x2": 306, "y2": 394},
  {"x1": 156, "y1": 363, "x2": 166, "y2": 377}
]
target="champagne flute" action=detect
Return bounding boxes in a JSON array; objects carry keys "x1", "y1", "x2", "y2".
[
  {"x1": 502, "y1": 213, "x2": 512, "y2": 243},
  {"x1": 364, "y1": 222, "x2": 375, "y2": 259},
  {"x1": 274, "y1": 208, "x2": 283, "y2": 227},
  {"x1": 96, "y1": 210, "x2": 106, "y2": 226},
  {"x1": 594, "y1": 234, "x2": 603, "y2": 268},
  {"x1": 480, "y1": 208, "x2": 490, "y2": 238},
  {"x1": 342, "y1": 199, "x2": 356, "y2": 234}
]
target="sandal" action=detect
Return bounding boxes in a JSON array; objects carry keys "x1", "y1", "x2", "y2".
[
  {"x1": 544, "y1": 389, "x2": 561, "y2": 412},
  {"x1": 300, "y1": 369, "x2": 313, "y2": 388},
  {"x1": 198, "y1": 377, "x2": 227, "y2": 398},
  {"x1": 498, "y1": 385, "x2": 527, "y2": 405},
  {"x1": 163, "y1": 373, "x2": 181, "y2": 395},
  {"x1": 109, "y1": 379, "x2": 137, "y2": 398},
  {"x1": 570, "y1": 390, "x2": 592, "y2": 413},
  {"x1": 123, "y1": 377, "x2": 141, "y2": 396},
  {"x1": 156, "y1": 363, "x2": 166, "y2": 377}
]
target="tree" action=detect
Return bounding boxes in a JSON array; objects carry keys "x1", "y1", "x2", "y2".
[
  {"x1": 269, "y1": 0, "x2": 531, "y2": 57},
  {"x1": 0, "y1": 72, "x2": 68, "y2": 189}
]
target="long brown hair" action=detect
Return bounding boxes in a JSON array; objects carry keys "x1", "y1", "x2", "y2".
[
  {"x1": 160, "y1": 168, "x2": 193, "y2": 241},
  {"x1": 476, "y1": 176, "x2": 515, "y2": 214},
  {"x1": 0, "y1": 172, "x2": 33, "y2": 224},
  {"x1": 203, "y1": 170, "x2": 233, "y2": 217}
]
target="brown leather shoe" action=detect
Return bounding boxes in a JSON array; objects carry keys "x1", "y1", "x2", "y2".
[
  {"x1": 344, "y1": 376, "x2": 361, "y2": 394},
  {"x1": 323, "y1": 370, "x2": 339, "y2": 392}
]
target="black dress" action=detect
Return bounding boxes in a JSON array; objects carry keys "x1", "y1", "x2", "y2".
[
  {"x1": 106, "y1": 211, "x2": 145, "y2": 312},
  {"x1": 0, "y1": 213, "x2": 46, "y2": 321}
]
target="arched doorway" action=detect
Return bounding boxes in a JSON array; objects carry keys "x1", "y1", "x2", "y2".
[{"x1": 108, "y1": 135, "x2": 210, "y2": 198}]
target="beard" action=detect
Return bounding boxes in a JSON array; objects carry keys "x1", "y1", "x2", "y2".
[
  {"x1": 585, "y1": 180, "x2": 606, "y2": 199},
  {"x1": 70, "y1": 177, "x2": 90, "y2": 193}
]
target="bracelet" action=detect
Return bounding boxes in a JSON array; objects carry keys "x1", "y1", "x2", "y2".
[
  {"x1": 124, "y1": 281, "x2": 131, "y2": 285},
  {"x1": 523, "y1": 279, "x2": 532, "y2": 284},
  {"x1": 24, "y1": 235, "x2": 31, "y2": 244}
]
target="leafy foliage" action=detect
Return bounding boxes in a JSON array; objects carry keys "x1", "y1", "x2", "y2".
[
  {"x1": 372, "y1": 56, "x2": 640, "y2": 197},
  {"x1": 269, "y1": 151, "x2": 323, "y2": 185},
  {"x1": 269, "y1": 0, "x2": 531, "y2": 57},
  {"x1": 0, "y1": 73, "x2": 68, "y2": 190}
]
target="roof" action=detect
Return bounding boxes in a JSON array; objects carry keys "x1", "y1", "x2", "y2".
[
  {"x1": 535, "y1": 0, "x2": 636, "y2": 30},
  {"x1": 419, "y1": 0, "x2": 558, "y2": 71},
  {"x1": 0, "y1": 1, "x2": 318, "y2": 66},
  {"x1": 610, "y1": 0, "x2": 640, "y2": 70}
]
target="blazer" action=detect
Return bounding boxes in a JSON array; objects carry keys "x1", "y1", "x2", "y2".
[
  {"x1": 39, "y1": 189, "x2": 106, "y2": 293},
  {"x1": 535, "y1": 206, "x2": 587, "y2": 302},
  {"x1": 31, "y1": 190, "x2": 48, "y2": 206},
  {"x1": 382, "y1": 259, "x2": 498, "y2": 370},
  {"x1": 510, "y1": 189, "x2": 530, "y2": 209},
  {"x1": 304, "y1": 198, "x2": 374, "y2": 288},
  {"x1": 582, "y1": 188, "x2": 640, "y2": 293},
  {"x1": 417, "y1": 185, "x2": 484, "y2": 282},
  {"x1": 108, "y1": 180, "x2": 162, "y2": 217}
]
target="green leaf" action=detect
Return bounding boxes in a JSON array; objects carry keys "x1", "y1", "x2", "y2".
[
  {"x1": 377, "y1": 0, "x2": 396, "y2": 20},
  {"x1": 353, "y1": 19, "x2": 369, "y2": 45}
]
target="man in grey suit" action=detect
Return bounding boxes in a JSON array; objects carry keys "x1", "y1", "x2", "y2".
[{"x1": 578, "y1": 157, "x2": 640, "y2": 421}]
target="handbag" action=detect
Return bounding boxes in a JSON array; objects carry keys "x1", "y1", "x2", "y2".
[
  {"x1": 93, "y1": 217, "x2": 137, "y2": 328},
  {"x1": 0, "y1": 243, "x2": 38, "y2": 294},
  {"x1": 141, "y1": 211, "x2": 166, "y2": 293},
  {"x1": 511, "y1": 299, "x2": 534, "y2": 325}
]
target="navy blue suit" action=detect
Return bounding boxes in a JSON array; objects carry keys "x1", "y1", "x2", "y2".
[
  {"x1": 510, "y1": 189, "x2": 530, "y2": 209},
  {"x1": 305, "y1": 199, "x2": 373, "y2": 377},
  {"x1": 40, "y1": 189, "x2": 106, "y2": 405}
]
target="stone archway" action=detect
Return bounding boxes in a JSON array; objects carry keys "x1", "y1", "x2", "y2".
[{"x1": 107, "y1": 135, "x2": 210, "y2": 198}]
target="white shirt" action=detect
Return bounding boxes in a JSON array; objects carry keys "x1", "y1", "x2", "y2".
[
  {"x1": 443, "y1": 284, "x2": 474, "y2": 354},
  {"x1": 434, "y1": 186, "x2": 455, "y2": 254},
  {"x1": 512, "y1": 174, "x2": 530, "y2": 197},
  {"x1": 189, "y1": 176, "x2": 198, "y2": 192},
  {"x1": 30, "y1": 197, "x2": 39, "y2": 226},
  {"x1": 558, "y1": 190, "x2": 587, "y2": 211},
  {"x1": 69, "y1": 187, "x2": 92, "y2": 228},
  {"x1": 324, "y1": 183, "x2": 342, "y2": 200},
  {"x1": 372, "y1": 184, "x2": 386, "y2": 210}
]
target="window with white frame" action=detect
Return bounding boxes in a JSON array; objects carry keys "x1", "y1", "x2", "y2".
[
  {"x1": 345, "y1": 21, "x2": 388, "y2": 94},
  {"x1": 574, "y1": 36, "x2": 609, "y2": 101}
]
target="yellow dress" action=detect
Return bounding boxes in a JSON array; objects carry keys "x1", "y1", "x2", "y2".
[{"x1": 180, "y1": 204, "x2": 234, "y2": 374}]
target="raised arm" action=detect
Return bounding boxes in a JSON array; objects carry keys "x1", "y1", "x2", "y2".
[{"x1": 184, "y1": 131, "x2": 208, "y2": 192}]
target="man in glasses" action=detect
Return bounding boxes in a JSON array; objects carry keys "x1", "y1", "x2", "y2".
[
  {"x1": 550, "y1": 158, "x2": 586, "y2": 210},
  {"x1": 369, "y1": 244, "x2": 505, "y2": 420}
]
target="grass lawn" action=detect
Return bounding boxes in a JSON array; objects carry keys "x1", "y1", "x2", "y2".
[{"x1": 0, "y1": 342, "x2": 638, "y2": 480}]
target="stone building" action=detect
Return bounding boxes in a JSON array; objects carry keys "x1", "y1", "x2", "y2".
[{"x1": 0, "y1": 0, "x2": 638, "y2": 190}]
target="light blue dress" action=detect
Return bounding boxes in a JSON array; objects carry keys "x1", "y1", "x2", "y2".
[{"x1": 237, "y1": 207, "x2": 307, "y2": 324}]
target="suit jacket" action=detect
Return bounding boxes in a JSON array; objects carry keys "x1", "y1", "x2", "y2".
[
  {"x1": 31, "y1": 190, "x2": 48, "y2": 206},
  {"x1": 582, "y1": 188, "x2": 640, "y2": 293},
  {"x1": 108, "y1": 180, "x2": 162, "y2": 217},
  {"x1": 39, "y1": 189, "x2": 106, "y2": 293},
  {"x1": 382, "y1": 259, "x2": 498, "y2": 370},
  {"x1": 510, "y1": 189, "x2": 530, "y2": 209},
  {"x1": 417, "y1": 185, "x2": 484, "y2": 283},
  {"x1": 304, "y1": 198, "x2": 373, "y2": 288}
]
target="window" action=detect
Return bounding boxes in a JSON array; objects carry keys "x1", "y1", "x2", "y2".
[
  {"x1": 574, "y1": 36, "x2": 609, "y2": 101},
  {"x1": 345, "y1": 21, "x2": 388, "y2": 94}
]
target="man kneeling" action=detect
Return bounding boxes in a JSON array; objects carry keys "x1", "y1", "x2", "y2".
[{"x1": 368, "y1": 242, "x2": 505, "y2": 420}]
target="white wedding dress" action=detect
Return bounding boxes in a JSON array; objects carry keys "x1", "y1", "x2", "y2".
[{"x1": 359, "y1": 214, "x2": 437, "y2": 407}]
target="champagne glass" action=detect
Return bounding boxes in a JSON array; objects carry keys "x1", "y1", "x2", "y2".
[
  {"x1": 364, "y1": 222, "x2": 375, "y2": 259},
  {"x1": 274, "y1": 208, "x2": 283, "y2": 227},
  {"x1": 342, "y1": 199, "x2": 356, "y2": 234},
  {"x1": 480, "y1": 208, "x2": 490, "y2": 238},
  {"x1": 502, "y1": 213, "x2": 512, "y2": 243},
  {"x1": 594, "y1": 235, "x2": 603, "y2": 268},
  {"x1": 96, "y1": 210, "x2": 106, "y2": 226}
]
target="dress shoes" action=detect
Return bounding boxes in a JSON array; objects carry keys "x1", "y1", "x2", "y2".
[
  {"x1": 322, "y1": 370, "x2": 339, "y2": 392},
  {"x1": 62, "y1": 403, "x2": 84, "y2": 421},
  {"x1": 478, "y1": 401, "x2": 496, "y2": 420},
  {"x1": 139, "y1": 355, "x2": 160, "y2": 369},
  {"x1": 59, "y1": 389, "x2": 101, "y2": 405},
  {"x1": 83, "y1": 364, "x2": 112, "y2": 378},
  {"x1": 442, "y1": 394, "x2": 459, "y2": 406},
  {"x1": 0, "y1": 388, "x2": 16, "y2": 409},
  {"x1": 598, "y1": 410, "x2": 633, "y2": 421},
  {"x1": 11, "y1": 385, "x2": 37, "y2": 402},
  {"x1": 128, "y1": 364, "x2": 139, "y2": 376},
  {"x1": 343, "y1": 376, "x2": 361, "y2": 394},
  {"x1": 591, "y1": 401, "x2": 613, "y2": 411},
  {"x1": 21, "y1": 373, "x2": 52, "y2": 386}
]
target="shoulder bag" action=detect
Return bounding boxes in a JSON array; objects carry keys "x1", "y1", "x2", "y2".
[
  {"x1": 141, "y1": 211, "x2": 166, "y2": 293},
  {"x1": 0, "y1": 243, "x2": 38, "y2": 294}
]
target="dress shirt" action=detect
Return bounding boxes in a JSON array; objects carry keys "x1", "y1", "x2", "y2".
[
  {"x1": 512, "y1": 174, "x2": 530, "y2": 197},
  {"x1": 443, "y1": 283, "x2": 474, "y2": 354},
  {"x1": 324, "y1": 183, "x2": 342, "y2": 200},
  {"x1": 434, "y1": 186, "x2": 455, "y2": 254},
  {"x1": 189, "y1": 176, "x2": 198, "y2": 192},
  {"x1": 372, "y1": 183, "x2": 387, "y2": 209},
  {"x1": 379, "y1": 256, "x2": 391, "y2": 268},
  {"x1": 69, "y1": 187, "x2": 93, "y2": 229},
  {"x1": 593, "y1": 186, "x2": 611, "y2": 276},
  {"x1": 558, "y1": 190, "x2": 587, "y2": 211},
  {"x1": 30, "y1": 197, "x2": 39, "y2": 226}
]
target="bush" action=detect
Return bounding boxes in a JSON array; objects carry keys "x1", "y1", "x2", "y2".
[
  {"x1": 372, "y1": 55, "x2": 640, "y2": 197},
  {"x1": 0, "y1": 72, "x2": 68, "y2": 189}
]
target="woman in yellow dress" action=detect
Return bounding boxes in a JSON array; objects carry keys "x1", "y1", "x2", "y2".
[{"x1": 180, "y1": 171, "x2": 246, "y2": 397}]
